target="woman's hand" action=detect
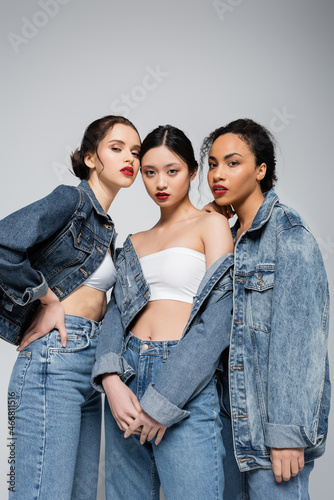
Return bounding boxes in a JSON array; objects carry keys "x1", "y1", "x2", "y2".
[
  {"x1": 270, "y1": 447, "x2": 305, "y2": 483},
  {"x1": 103, "y1": 374, "x2": 142, "y2": 432},
  {"x1": 17, "y1": 289, "x2": 67, "y2": 351},
  {"x1": 124, "y1": 410, "x2": 167, "y2": 445},
  {"x1": 202, "y1": 201, "x2": 235, "y2": 219}
]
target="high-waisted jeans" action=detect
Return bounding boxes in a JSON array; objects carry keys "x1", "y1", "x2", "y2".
[
  {"x1": 7, "y1": 314, "x2": 102, "y2": 500},
  {"x1": 104, "y1": 333, "x2": 225, "y2": 500}
]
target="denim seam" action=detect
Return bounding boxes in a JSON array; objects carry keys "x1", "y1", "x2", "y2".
[
  {"x1": 36, "y1": 346, "x2": 48, "y2": 499},
  {"x1": 210, "y1": 379, "x2": 221, "y2": 499}
]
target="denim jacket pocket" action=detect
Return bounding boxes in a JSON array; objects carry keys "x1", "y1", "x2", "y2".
[
  {"x1": 244, "y1": 267, "x2": 275, "y2": 333},
  {"x1": 32, "y1": 219, "x2": 94, "y2": 280}
]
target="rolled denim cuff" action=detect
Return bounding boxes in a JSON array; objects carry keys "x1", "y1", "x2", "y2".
[
  {"x1": 265, "y1": 423, "x2": 308, "y2": 448},
  {"x1": 21, "y1": 276, "x2": 48, "y2": 305},
  {"x1": 140, "y1": 383, "x2": 190, "y2": 427},
  {"x1": 91, "y1": 352, "x2": 135, "y2": 392}
]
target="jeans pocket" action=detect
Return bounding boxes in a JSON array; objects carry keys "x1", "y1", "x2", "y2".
[
  {"x1": 49, "y1": 330, "x2": 96, "y2": 354},
  {"x1": 8, "y1": 351, "x2": 32, "y2": 410}
]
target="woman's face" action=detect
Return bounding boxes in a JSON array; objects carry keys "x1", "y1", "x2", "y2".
[
  {"x1": 86, "y1": 123, "x2": 141, "y2": 189},
  {"x1": 141, "y1": 146, "x2": 195, "y2": 207},
  {"x1": 207, "y1": 133, "x2": 265, "y2": 209}
]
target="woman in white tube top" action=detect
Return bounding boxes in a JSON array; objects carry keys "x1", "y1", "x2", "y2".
[{"x1": 100, "y1": 125, "x2": 234, "y2": 499}]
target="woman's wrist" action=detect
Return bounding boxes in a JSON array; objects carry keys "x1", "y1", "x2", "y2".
[{"x1": 39, "y1": 288, "x2": 60, "y2": 306}]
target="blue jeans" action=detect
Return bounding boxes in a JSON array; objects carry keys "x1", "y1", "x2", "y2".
[
  {"x1": 220, "y1": 411, "x2": 314, "y2": 500},
  {"x1": 105, "y1": 333, "x2": 225, "y2": 500},
  {"x1": 7, "y1": 315, "x2": 102, "y2": 500}
]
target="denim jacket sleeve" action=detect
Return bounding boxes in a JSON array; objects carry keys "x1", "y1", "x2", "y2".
[
  {"x1": 91, "y1": 292, "x2": 135, "y2": 391},
  {"x1": 0, "y1": 185, "x2": 80, "y2": 305},
  {"x1": 139, "y1": 264, "x2": 233, "y2": 427},
  {"x1": 264, "y1": 224, "x2": 330, "y2": 449}
]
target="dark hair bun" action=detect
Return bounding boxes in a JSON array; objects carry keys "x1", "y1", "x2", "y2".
[{"x1": 71, "y1": 148, "x2": 89, "y2": 180}]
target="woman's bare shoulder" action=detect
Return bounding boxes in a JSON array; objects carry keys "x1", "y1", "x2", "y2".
[{"x1": 198, "y1": 210, "x2": 231, "y2": 232}]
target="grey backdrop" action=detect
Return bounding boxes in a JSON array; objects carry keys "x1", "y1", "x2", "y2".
[{"x1": 1, "y1": 0, "x2": 333, "y2": 498}]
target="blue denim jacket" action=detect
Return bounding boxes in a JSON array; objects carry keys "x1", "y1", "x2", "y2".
[
  {"x1": 0, "y1": 180, "x2": 116, "y2": 345},
  {"x1": 220, "y1": 189, "x2": 330, "y2": 470},
  {"x1": 92, "y1": 236, "x2": 234, "y2": 427}
]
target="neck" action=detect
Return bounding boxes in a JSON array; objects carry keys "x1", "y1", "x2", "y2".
[
  {"x1": 234, "y1": 190, "x2": 265, "y2": 233},
  {"x1": 88, "y1": 178, "x2": 119, "y2": 213},
  {"x1": 158, "y1": 196, "x2": 198, "y2": 226}
]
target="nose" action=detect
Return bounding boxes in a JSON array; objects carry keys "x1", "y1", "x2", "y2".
[
  {"x1": 156, "y1": 173, "x2": 167, "y2": 190},
  {"x1": 124, "y1": 149, "x2": 134, "y2": 164},
  {"x1": 212, "y1": 164, "x2": 226, "y2": 182}
]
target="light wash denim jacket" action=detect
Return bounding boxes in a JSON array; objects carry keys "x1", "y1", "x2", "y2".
[
  {"x1": 220, "y1": 189, "x2": 330, "y2": 470},
  {"x1": 93, "y1": 189, "x2": 330, "y2": 469},
  {"x1": 92, "y1": 236, "x2": 234, "y2": 427},
  {"x1": 0, "y1": 180, "x2": 116, "y2": 345}
]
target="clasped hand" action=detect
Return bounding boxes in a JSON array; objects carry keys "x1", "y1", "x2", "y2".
[{"x1": 102, "y1": 374, "x2": 167, "y2": 445}]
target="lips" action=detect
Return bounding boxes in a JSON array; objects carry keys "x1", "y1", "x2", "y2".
[
  {"x1": 212, "y1": 184, "x2": 228, "y2": 195},
  {"x1": 155, "y1": 192, "x2": 170, "y2": 200},
  {"x1": 120, "y1": 166, "x2": 134, "y2": 176}
]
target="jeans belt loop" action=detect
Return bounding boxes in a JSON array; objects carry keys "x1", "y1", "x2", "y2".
[
  {"x1": 124, "y1": 331, "x2": 133, "y2": 351},
  {"x1": 163, "y1": 341, "x2": 168, "y2": 362}
]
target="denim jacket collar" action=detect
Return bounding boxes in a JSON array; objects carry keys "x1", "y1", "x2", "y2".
[
  {"x1": 78, "y1": 180, "x2": 112, "y2": 221},
  {"x1": 231, "y1": 189, "x2": 279, "y2": 238}
]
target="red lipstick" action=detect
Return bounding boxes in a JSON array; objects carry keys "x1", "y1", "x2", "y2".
[
  {"x1": 120, "y1": 166, "x2": 134, "y2": 176},
  {"x1": 155, "y1": 192, "x2": 170, "y2": 200},
  {"x1": 212, "y1": 184, "x2": 228, "y2": 195}
]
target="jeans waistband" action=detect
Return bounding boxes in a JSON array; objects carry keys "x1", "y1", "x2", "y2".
[
  {"x1": 125, "y1": 332, "x2": 179, "y2": 356},
  {"x1": 64, "y1": 314, "x2": 102, "y2": 337}
]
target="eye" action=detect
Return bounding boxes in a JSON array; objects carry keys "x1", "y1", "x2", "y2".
[
  {"x1": 144, "y1": 169, "x2": 155, "y2": 177},
  {"x1": 228, "y1": 160, "x2": 239, "y2": 167},
  {"x1": 168, "y1": 169, "x2": 178, "y2": 175},
  {"x1": 208, "y1": 161, "x2": 217, "y2": 169},
  {"x1": 132, "y1": 150, "x2": 140, "y2": 158},
  {"x1": 111, "y1": 146, "x2": 122, "y2": 152}
]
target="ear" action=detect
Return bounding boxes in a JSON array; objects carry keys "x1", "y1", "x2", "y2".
[
  {"x1": 190, "y1": 167, "x2": 198, "y2": 182},
  {"x1": 256, "y1": 163, "x2": 267, "y2": 181},
  {"x1": 84, "y1": 152, "x2": 97, "y2": 170}
]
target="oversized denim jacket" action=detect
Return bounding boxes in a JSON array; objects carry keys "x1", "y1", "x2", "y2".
[
  {"x1": 0, "y1": 180, "x2": 116, "y2": 345},
  {"x1": 221, "y1": 189, "x2": 330, "y2": 470},
  {"x1": 92, "y1": 189, "x2": 330, "y2": 469},
  {"x1": 92, "y1": 236, "x2": 234, "y2": 427}
]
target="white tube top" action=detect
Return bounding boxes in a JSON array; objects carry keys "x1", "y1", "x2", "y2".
[
  {"x1": 84, "y1": 251, "x2": 117, "y2": 292},
  {"x1": 139, "y1": 247, "x2": 206, "y2": 304}
]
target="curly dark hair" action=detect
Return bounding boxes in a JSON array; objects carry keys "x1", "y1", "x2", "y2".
[{"x1": 200, "y1": 118, "x2": 277, "y2": 192}]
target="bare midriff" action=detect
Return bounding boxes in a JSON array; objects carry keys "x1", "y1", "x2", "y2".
[
  {"x1": 131, "y1": 300, "x2": 192, "y2": 341},
  {"x1": 61, "y1": 285, "x2": 107, "y2": 322}
]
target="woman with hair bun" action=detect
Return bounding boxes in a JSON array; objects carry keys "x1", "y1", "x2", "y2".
[
  {"x1": 92, "y1": 125, "x2": 234, "y2": 499},
  {"x1": 202, "y1": 118, "x2": 330, "y2": 499},
  {"x1": 0, "y1": 115, "x2": 141, "y2": 499}
]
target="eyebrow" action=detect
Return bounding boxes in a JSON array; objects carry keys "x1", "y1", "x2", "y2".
[
  {"x1": 142, "y1": 162, "x2": 181, "y2": 169},
  {"x1": 107, "y1": 139, "x2": 141, "y2": 149},
  {"x1": 209, "y1": 152, "x2": 243, "y2": 161}
]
